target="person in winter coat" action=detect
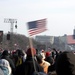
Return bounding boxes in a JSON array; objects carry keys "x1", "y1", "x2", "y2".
[
  {"x1": 45, "y1": 52, "x2": 54, "y2": 65},
  {"x1": 14, "y1": 47, "x2": 44, "y2": 75},
  {"x1": 0, "y1": 59, "x2": 12, "y2": 75},
  {"x1": 36, "y1": 54, "x2": 50, "y2": 74},
  {"x1": 1, "y1": 50, "x2": 15, "y2": 75},
  {"x1": 55, "y1": 51, "x2": 75, "y2": 75}
]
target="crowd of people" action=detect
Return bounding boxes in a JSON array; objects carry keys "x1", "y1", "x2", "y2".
[{"x1": 0, "y1": 47, "x2": 75, "y2": 75}]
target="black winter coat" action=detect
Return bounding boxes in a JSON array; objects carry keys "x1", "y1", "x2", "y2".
[{"x1": 14, "y1": 57, "x2": 44, "y2": 75}]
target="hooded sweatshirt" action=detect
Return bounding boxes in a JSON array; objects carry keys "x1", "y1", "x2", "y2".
[{"x1": 56, "y1": 51, "x2": 75, "y2": 75}]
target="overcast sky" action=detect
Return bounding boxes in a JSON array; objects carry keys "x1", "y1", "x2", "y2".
[{"x1": 0, "y1": 0, "x2": 75, "y2": 37}]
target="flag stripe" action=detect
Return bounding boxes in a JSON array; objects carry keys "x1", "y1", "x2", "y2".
[
  {"x1": 37, "y1": 19, "x2": 46, "y2": 28},
  {"x1": 28, "y1": 18, "x2": 47, "y2": 36},
  {"x1": 29, "y1": 28, "x2": 47, "y2": 36},
  {"x1": 28, "y1": 27, "x2": 46, "y2": 33},
  {"x1": 28, "y1": 27, "x2": 46, "y2": 35}
]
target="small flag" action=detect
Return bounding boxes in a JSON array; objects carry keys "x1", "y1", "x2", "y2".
[{"x1": 27, "y1": 18, "x2": 47, "y2": 36}]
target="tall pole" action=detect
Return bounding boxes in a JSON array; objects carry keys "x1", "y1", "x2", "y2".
[
  {"x1": 4, "y1": 18, "x2": 17, "y2": 33},
  {"x1": 4, "y1": 18, "x2": 17, "y2": 50}
]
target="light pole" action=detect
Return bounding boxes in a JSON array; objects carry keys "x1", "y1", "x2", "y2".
[
  {"x1": 4, "y1": 18, "x2": 17, "y2": 50},
  {"x1": 4, "y1": 18, "x2": 17, "y2": 33}
]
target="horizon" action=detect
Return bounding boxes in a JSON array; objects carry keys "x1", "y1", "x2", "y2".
[{"x1": 0, "y1": 0, "x2": 75, "y2": 37}]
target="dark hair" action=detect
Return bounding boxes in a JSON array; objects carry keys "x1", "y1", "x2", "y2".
[
  {"x1": 2, "y1": 50, "x2": 9, "y2": 56},
  {"x1": 36, "y1": 54, "x2": 43, "y2": 64}
]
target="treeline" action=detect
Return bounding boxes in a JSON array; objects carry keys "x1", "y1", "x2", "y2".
[
  {"x1": 0, "y1": 33, "x2": 66, "y2": 51},
  {"x1": 0, "y1": 33, "x2": 41, "y2": 51}
]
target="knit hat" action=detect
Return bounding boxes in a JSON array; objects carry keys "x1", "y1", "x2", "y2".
[
  {"x1": 0, "y1": 59, "x2": 9, "y2": 68},
  {"x1": 26, "y1": 48, "x2": 36, "y2": 56},
  {"x1": 0, "y1": 59, "x2": 12, "y2": 75},
  {"x1": 46, "y1": 52, "x2": 51, "y2": 57},
  {"x1": 56, "y1": 51, "x2": 75, "y2": 75}
]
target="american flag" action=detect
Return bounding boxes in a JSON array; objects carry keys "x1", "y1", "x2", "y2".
[{"x1": 27, "y1": 18, "x2": 47, "y2": 36}]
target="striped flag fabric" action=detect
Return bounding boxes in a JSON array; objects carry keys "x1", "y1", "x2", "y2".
[{"x1": 27, "y1": 18, "x2": 47, "y2": 36}]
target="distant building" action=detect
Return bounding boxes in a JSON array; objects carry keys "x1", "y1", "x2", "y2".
[
  {"x1": 35, "y1": 28, "x2": 75, "y2": 51},
  {"x1": 65, "y1": 28, "x2": 75, "y2": 50},
  {"x1": 35, "y1": 35, "x2": 54, "y2": 44},
  {"x1": 35, "y1": 35, "x2": 54, "y2": 51}
]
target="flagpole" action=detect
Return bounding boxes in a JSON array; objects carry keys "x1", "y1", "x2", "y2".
[
  {"x1": 28, "y1": 35, "x2": 37, "y2": 72},
  {"x1": 27, "y1": 18, "x2": 47, "y2": 73}
]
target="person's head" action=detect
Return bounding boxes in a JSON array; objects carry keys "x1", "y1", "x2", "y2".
[
  {"x1": 16, "y1": 49, "x2": 24, "y2": 57},
  {"x1": 46, "y1": 52, "x2": 51, "y2": 57},
  {"x1": 55, "y1": 51, "x2": 75, "y2": 75},
  {"x1": 2, "y1": 50, "x2": 9, "y2": 56},
  {"x1": 26, "y1": 47, "x2": 36, "y2": 57},
  {"x1": 36, "y1": 54, "x2": 43, "y2": 64}
]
